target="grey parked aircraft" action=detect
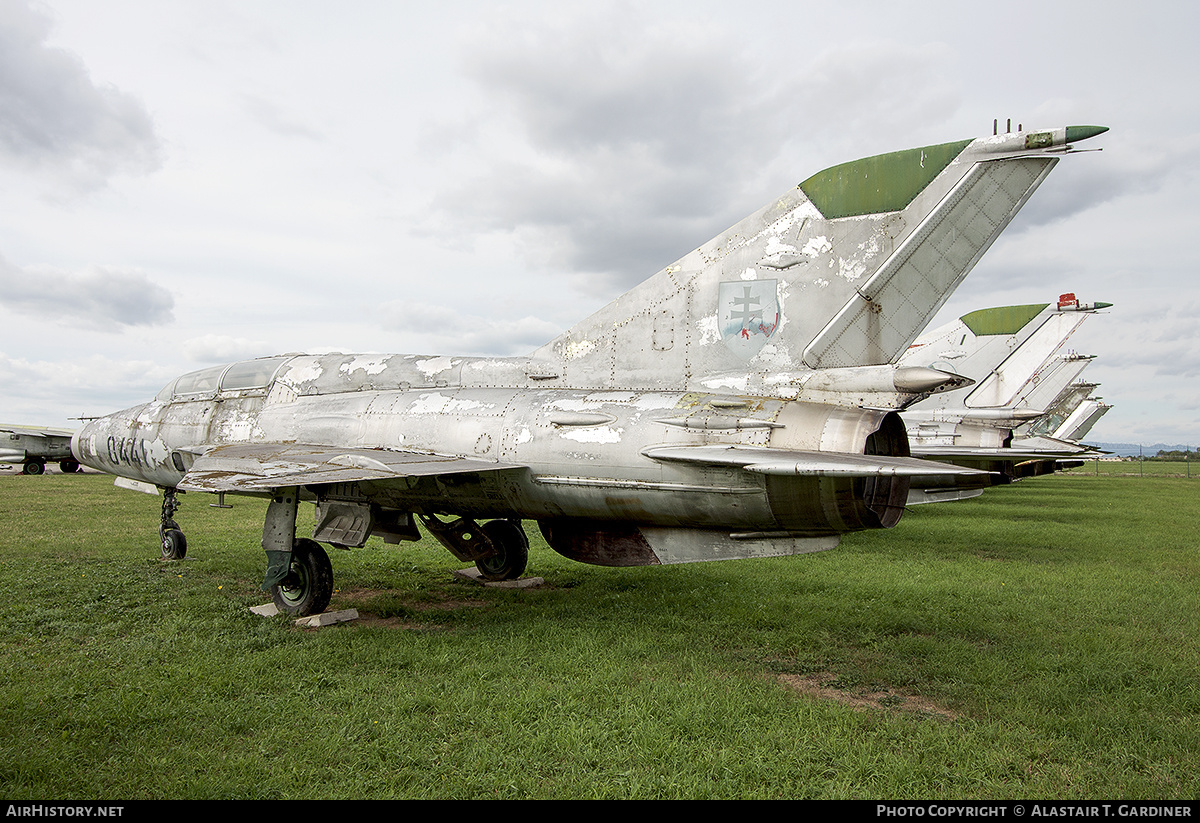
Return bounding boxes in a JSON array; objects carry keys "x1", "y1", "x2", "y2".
[
  {"x1": 73, "y1": 125, "x2": 1108, "y2": 615},
  {"x1": 2, "y1": 424, "x2": 79, "y2": 475}
]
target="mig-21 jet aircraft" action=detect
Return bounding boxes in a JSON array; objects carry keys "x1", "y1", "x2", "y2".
[
  {"x1": 73, "y1": 125, "x2": 1108, "y2": 615},
  {"x1": 897, "y1": 293, "x2": 1110, "y2": 503}
]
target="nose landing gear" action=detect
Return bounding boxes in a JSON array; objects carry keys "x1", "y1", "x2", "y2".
[{"x1": 159, "y1": 488, "x2": 187, "y2": 560}]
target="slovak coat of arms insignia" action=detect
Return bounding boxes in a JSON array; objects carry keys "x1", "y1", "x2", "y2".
[{"x1": 718, "y1": 279, "x2": 780, "y2": 359}]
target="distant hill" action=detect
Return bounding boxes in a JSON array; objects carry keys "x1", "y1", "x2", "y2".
[{"x1": 1090, "y1": 443, "x2": 1198, "y2": 458}]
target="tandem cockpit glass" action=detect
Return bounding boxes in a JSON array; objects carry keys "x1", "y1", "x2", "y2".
[{"x1": 155, "y1": 356, "x2": 296, "y2": 402}]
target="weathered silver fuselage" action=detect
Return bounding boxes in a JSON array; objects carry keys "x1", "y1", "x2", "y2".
[{"x1": 73, "y1": 352, "x2": 911, "y2": 564}]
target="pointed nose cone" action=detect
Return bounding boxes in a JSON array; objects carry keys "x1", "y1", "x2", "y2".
[{"x1": 1065, "y1": 125, "x2": 1109, "y2": 143}]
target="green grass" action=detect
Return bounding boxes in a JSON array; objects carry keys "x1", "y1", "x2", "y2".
[
  {"x1": 1, "y1": 471, "x2": 1198, "y2": 798},
  {"x1": 1063, "y1": 458, "x2": 1200, "y2": 477}
]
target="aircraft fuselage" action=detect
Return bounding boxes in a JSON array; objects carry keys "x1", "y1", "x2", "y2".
[{"x1": 73, "y1": 355, "x2": 910, "y2": 557}]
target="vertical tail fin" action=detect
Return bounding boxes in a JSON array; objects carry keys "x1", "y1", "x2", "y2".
[
  {"x1": 532, "y1": 126, "x2": 1107, "y2": 395},
  {"x1": 1021, "y1": 380, "x2": 1102, "y2": 438},
  {"x1": 1053, "y1": 397, "x2": 1110, "y2": 441},
  {"x1": 901, "y1": 296, "x2": 1107, "y2": 414}
]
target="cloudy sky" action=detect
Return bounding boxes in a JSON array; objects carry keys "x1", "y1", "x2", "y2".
[{"x1": 1, "y1": 0, "x2": 1197, "y2": 445}]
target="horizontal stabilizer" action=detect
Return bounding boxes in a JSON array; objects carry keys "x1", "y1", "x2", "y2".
[
  {"x1": 642, "y1": 444, "x2": 989, "y2": 478},
  {"x1": 179, "y1": 442, "x2": 523, "y2": 493},
  {"x1": 911, "y1": 442, "x2": 1090, "y2": 461}
]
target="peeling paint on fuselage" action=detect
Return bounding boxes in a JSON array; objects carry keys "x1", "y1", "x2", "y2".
[
  {"x1": 406, "y1": 392, "x2": 493, "y2": 415},
  {"x1": 559, "y1": 426, "x2": 623, "y2": 444},
  {"x1": 340, "y1": 355, "x2": 392, "y2": 376},
  {"x1": 285, "y1": 360, "x2": 325, "y2": 384},
  {"x1": 415, "y1": 356, "x2": 458, "y2": 379},
  {"x1": 76, "y1": 371, "x2": 880, "y2": 533},
  {"x1": 697, "y1": 313, "x2": 721, "y2": 346},
  {"x1": 802, "y1": 236, "x2": 832, "y2": 257},
  {"x1": 564, "y1": 339, "x2": 596, "y2": 360}
]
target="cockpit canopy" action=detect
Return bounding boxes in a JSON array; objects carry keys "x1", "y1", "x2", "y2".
[
  {"x1": 156, "y1": 355, "x2": 295, "y2": 401},
  {"x1": 153, "y1": 352, "x2": 484, "y2": 403}
]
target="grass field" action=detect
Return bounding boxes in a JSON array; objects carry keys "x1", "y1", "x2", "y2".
[
  {"x1": 1, "y1": 470, "x2": 1197, "y2": 799},
  {"x1": 1062, "y1": 459, "x2": 1199, "y2": 478}
]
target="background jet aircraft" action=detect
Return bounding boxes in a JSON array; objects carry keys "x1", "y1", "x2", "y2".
[
  {"x1": 1046, "y1": 395, "x2": 1111, "y2": 442},
  {"x1": 1006, "y1": 356, "x2": 1106, "y2": 461},
  {"x1": 73, "y1": 125, "x2": 1107, "y2": 616},
  {"x1": 1, "y1": 424, "x2": 79, "y2": 475},
  {"x1": 1018, "y1": 380, "x2": 1111, "y2": 443},
  {"x1": 896, "y1": 293, "x2": 1110, "y2": 502}
]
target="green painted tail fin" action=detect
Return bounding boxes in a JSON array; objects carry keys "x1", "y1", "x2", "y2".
[{"x1": 532, "y1": 127, "x2": 1104, "y2": 397}]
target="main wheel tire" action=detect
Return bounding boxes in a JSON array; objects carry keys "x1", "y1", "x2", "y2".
[
  {"x1": 475, "y1": 520, "x2": 529, "y2": 581},
  {"x1": 160, "y1": 528, "x2": 187, "y2": 560},
  {"x1": 271, "y1": 539, "x2": 333, "y2": 616},
  {"x1": 23, "y1": 460, "x2": 44, "y2": 476},
  {"x1": 59, "y1": 459, "x2": 79, "y2": 474}
]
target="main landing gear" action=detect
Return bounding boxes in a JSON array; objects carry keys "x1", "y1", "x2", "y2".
[
  {"x1": 270, "y1": 538, "x2": 333, "y2": 616},
  {"x1": 151, "y1": 485, "x2": 529, "y2": 619},
  {"x1": 418, "y1": 513, "x2": 529, "y2": 582},
  {"x1": 476, "y1": 519, "x2": 529, "y2": 581},
  {"x1": 18, "y1": 459, "x2": 79, "y2": 474},
  {"x1": 260, "y1": 489, "x2": 334, "y2": 617}
]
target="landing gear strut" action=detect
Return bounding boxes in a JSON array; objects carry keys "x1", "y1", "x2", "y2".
[
  {"x1": 418, "y1": 513, "x2": 529, "y2": 581},
  {"x1": 261, "y1": 488, "x2": 333, "y2": 616},
  {"x1": 159, "y1": 488, "x2": 187, "y2": 560}
]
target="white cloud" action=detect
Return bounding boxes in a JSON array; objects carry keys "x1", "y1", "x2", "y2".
[
  {"x1": 0, "y1": 350, "x2": 177, "y2": 423},
  {"x1": 377, "y1": 299, "x2": 563, "y2": 356},
  {"x1": 0, "y1": 254, "x2": 174, "y2": 329},
  {"x1": 182, "y1": 334, "x2": 274, "y2": 364},
  {"x1": 423, "y1": 13, "x2": 971, "y2": 298},
  {"x1": 0, "y1": 0, "x2": 162, "y2": 189}
]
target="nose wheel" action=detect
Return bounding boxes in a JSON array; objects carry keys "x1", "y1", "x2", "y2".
[{"x1": 160, "y1": 526, "x2": 187, "y2": 560}]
